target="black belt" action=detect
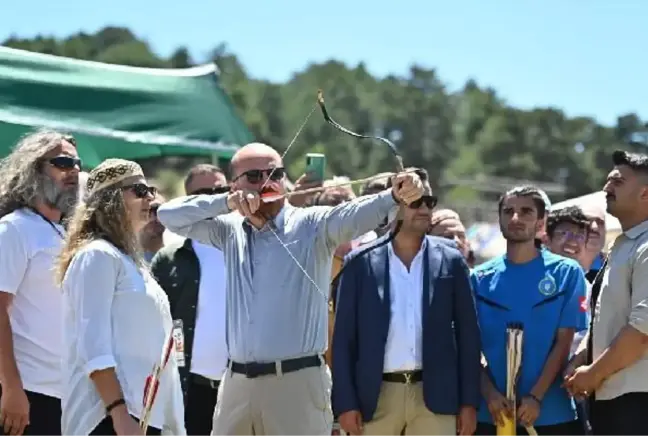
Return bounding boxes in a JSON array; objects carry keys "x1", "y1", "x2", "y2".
[
  {"x1": 192, "y1": 374, "x2": 220, "y2": 389},
  {"x1": 229, "y1": 354, "x2": 322, "y2": 379},
  {"x1": 382, "y1": 371, "x2": 423, "y2": 384}
]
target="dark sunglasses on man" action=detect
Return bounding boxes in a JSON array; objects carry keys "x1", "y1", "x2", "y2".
[
  {"x1": 49, "y1": 156, "x2": 83, "y2": 170},
  {"x1": 408, "y1": 195, "x2": 438, "y2": 210},
  {"x1": 190, "y1": 186, "x2": 231, "y2": 196},
  {"x1": 233, "y1": 167, "x2": 285, "y2": 184},
  {"x1": 122, "y1": 183, "x2": 157, "y2": 199}
]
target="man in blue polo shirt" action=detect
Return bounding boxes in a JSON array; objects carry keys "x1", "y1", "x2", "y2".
[{"x1": 471, "y1": 186, "x2": 588, "y2": 435}]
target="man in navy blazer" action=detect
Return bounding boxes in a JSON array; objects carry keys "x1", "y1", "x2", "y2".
[{"x1": 331, "y1": 172, "x2": 481, "y2": 435}]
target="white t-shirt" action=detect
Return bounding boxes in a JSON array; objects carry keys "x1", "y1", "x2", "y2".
[
  {"x1": 0, "y1": 208, "x2": 64, "y2": 398},
  {"x1": 61, "y1": 240, "x2": 185, "y2": 435},
  {"x1": 190, "y1": 240, "x2": 228, "y2": 381}
]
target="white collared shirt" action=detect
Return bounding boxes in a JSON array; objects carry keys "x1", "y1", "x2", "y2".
[
  {"x1": 61, "y1": 240, "x2": 185, "y2": 435},
  {"x1": 383, "y1": 240, "x2": 427, "y2": 373},
  {"x1": 190, "y1": 240, "x2": 228, "y2": 381},
  {"x1": 0, "y1": 208, "x2": 64, "y2": 398}
]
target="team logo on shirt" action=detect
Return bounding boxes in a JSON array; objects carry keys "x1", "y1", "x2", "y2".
[
  {"x1": 538, "y1": 274, "x2": 557, "y2": 296},
  {"x1": 578, "y1": 296, "x2": 588, "y2": 312}
]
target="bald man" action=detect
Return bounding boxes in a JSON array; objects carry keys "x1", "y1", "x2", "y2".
[
  {"x1": 158, "y1": 142, "x2": 424, "y2": 435},
  {"x1": 429, "y1": 209, "x2": 470, "y2": 258}
]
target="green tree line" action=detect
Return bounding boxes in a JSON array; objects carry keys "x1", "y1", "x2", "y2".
[{"x1": 4, "y1": 26, "x2": 647, "y2": 221}]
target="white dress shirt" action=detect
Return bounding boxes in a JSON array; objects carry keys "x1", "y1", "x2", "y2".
[
  {"x1": 383, "y1": 240, "x2": 427, "y2": 373},
  {"x1": 190, "y1": 240, "x2": 228, "y2": 381},
  {"x1": 0, "y1": 208, "x2": 64, "y2": 398},
  {"x1": 61, "y1": 239, "x2": 185, "y2": 435}
]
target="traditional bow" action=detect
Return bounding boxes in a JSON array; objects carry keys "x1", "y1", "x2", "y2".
[
  {"x1": 255, "y1": 89, "x2": 410, "y2": 304},
  {"x1": 316, "y1": 90, "x2": 405, "y2": 174},
  {"x1": 314, "y1": 89, "x2": 408, "y2": 305}
]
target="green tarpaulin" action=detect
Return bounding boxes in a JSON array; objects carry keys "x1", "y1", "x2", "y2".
[{"x1": 0, "y1": 46, "x2": 253, "y2": 168}]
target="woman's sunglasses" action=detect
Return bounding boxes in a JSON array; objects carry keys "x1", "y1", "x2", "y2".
[
  {"x1": 233, "y1": 167, "x2": 285, "y2": 184},
  {"x1": 190, "y1": 186, "x2": 231, "y2": 195},
  {"x1": 123, "y1": 183, "x2": 157, "y2": 199},
  {"x1": 49, "y1": 156, "x2": 82, "y2": 170},
  {"x1": 408, "y1": 195, "x2": 438, "y2": 210}
]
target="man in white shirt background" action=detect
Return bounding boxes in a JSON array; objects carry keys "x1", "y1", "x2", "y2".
[
  {"x1": 0, "y1": 130, "x2": 80, "y2": 435},
  {"x1": 151, "y1": 163, "x2": 229, "y2": 435}
]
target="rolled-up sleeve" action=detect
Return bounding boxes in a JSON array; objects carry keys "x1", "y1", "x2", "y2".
[
  {"x1": 630, "y1": 244, "x2": 648, "y2": 336},
  {"x1": 157, "y1": 194, "x2": 231, "y2": 249},
  {"x1": 64, "y1": 247, "x2": 120, "y2": 375},
  {"x1": 314, "y1": 189, "x2": 397, "y2": 250}
]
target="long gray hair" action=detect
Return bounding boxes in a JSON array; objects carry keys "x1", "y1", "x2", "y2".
[{"x1": 0, "y1": 130, "x2": 78, "y2": 219}]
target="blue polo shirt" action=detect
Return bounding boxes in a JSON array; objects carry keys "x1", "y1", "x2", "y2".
[{"x1": 471, "y1": 249, "x2": 588, "y2": 426}]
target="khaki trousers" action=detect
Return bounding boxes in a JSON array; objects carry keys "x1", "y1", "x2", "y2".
[
  {"x1": 362, "y1": 381, "x2": 456, "y2": 435},
  {"x1": 211, "y1": 363, "x2": 333, "y2": 435}
]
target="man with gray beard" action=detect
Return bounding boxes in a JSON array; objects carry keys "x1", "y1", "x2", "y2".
[{"x1": 0, "y1": 130, "x2": 80, "y2": 436}]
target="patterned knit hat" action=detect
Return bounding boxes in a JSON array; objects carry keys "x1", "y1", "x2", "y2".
[{"x1": 86, "y1": 158, "x2": 144, "y2": 195}]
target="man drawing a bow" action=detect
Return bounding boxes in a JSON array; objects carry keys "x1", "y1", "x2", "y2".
[{"x1": 157, "y1": 141, "x2": 424, "y2": 435}]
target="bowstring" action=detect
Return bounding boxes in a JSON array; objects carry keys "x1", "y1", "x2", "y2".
[
  {"x1": 225, "y1": 101, "x2": 328, "y2": 301},
  {"x1": 261, "y1": 102, "x2": 329, "y2": 301}
]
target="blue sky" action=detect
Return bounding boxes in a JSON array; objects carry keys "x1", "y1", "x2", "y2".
[{"x1": 2, "y1": 0, "x2": 646, "y2": 126}]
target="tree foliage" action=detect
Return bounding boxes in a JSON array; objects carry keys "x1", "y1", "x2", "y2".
[{"x1": 4, "y1": 26, "x2": 647, "y2": 220}]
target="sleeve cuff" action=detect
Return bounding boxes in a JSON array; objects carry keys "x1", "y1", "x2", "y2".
[
  {"x1": 84, "y1": 355, "x2": 117, "y2": 376},
  {"x1": 629, "y1": 316, "x2": 648, "y2": 337}
]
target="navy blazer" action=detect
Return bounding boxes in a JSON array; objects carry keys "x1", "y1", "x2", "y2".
[{"x1": 331, "y1": 235, "x2": 481, "y2": 422}]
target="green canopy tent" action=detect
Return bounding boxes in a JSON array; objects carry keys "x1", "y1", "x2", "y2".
[{"x1": 0, "y1": 46, "x2": 253, "y2": 168}]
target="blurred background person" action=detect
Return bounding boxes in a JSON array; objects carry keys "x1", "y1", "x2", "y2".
[
  {"x1": 360, "y1": 172, "x2": 393, "y2": 238},
  {"x1": 428, "y1": 208, "x2": 470, "y2": 255},
  {"x1": 140, "y1": 192, "x2": 166, "y2": 263},
  {"x1": 579, "y1": 203, "x2": 608, "y2": 283},
  {"x1": 545, "y1": 206, "x2": 590, "y2": 271},
  {"x1": 0, "y1": 130, "x2": 80, "y2": 436},
  {"x1": 56, "y1": 158, "x2": 184, "y2": 435}
]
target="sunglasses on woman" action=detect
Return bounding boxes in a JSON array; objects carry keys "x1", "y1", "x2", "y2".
[
  {"x1": 233, "y1": 167, "x2": 285, "y2": 184},
  {"x1": 49, "y1": 156, "x2": 83, "y2": 170},
  {"x1": 122, "y1": 183, "x2": 157, "y2": 199},
  {"x1": 408, "y1": 195, "x2": 438, "y2": 210}
]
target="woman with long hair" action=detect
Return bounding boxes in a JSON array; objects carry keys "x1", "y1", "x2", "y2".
[{"x1": 55, "y1": 159, "x2": 185, "y2": 435}]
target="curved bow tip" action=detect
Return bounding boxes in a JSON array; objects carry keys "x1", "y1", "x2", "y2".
[{"x1": 317, "y1": 89, "x2": 325, "y2": 105}]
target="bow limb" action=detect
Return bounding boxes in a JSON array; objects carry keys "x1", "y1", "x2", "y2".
[
  {"x1": 317, "y1": 89, "x2": 409, "y2": 311},
  {"x1": 316, "y1": 89, "x2": 405, "y2": 173}
]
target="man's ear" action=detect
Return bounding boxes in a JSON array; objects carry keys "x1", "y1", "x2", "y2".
[{"x1": 640, "y1": 185, "x2": 648, "y2": 202}]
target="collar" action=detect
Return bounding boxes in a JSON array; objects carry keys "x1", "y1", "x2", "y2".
[
  {"x1": 243, "y1": 202, "x2": 291, "y2": 233},
  {"x1": 624, "y1": 219, "x2": 648, "y2": 240},
  {"x1": 388, "y1": 237, "x2": 428, "y2": 258}
]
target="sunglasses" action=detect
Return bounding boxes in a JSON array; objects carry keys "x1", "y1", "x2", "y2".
[
  {"x1": 554, "y1": 229, "x2": 587, "y2": 244},
  {"x1": 233, "y1": 167, "x2": 285, "y2": 184},
  {"x1": 190, "y1": 186, "x2": 231, "y2": 195},
  {"x1": 123, "y1": 183, "x2": 157, "y2": 199},
  {"x1": 408, "y1": 195, "x2": 438, "y2": 210},
  {"x1": 49, "y1": 156, "x2": 82, "y2": 170}
]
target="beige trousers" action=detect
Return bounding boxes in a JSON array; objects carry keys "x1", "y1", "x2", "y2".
[
  {"x1": 362, "y1": 381, "x2": 457, "y2": 435},
  {"x1": 211, "y1": 362, "x2": 333, "y2": 435}
]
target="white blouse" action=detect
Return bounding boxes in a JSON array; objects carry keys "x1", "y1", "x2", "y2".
[{"x1": 61, "y1": 239, "x2": 185, "y2": 435}]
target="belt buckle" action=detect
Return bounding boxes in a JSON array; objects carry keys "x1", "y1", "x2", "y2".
[
  {"x1": 243, "y1": 363, "x2": 261, "y2": 379},
  {"x1": 403, "y1": 372, "x2": 413, "y2": 384}
]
